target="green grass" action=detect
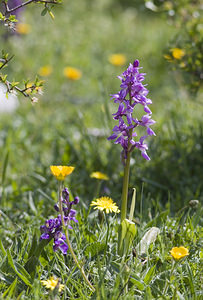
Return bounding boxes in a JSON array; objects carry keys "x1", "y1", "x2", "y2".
[{"x1": 0, "y1": 0, "x2": 202, "y2": 298}]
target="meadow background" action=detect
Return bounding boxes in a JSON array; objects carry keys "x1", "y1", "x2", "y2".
[{"x1": 0, "y1": 0, "x2": 202, "y2": 299}]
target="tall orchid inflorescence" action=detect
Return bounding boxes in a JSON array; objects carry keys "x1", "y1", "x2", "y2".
[
  {"x1": 108, "y1": 59, "x2": 155, "y2": 161},
  {"x1": 108, "y1": 60, "x2": 156, "y2": 222}
]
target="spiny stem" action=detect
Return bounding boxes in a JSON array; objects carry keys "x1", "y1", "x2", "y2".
[{"x1": 58, "y1": 182, "x2": 95, "y2": 292}]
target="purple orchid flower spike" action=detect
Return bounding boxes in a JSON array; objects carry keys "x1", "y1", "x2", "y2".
[
  {"x1": 108, "y1": 59, "x2": 156, "y2": 223},
  {"x1": 108, "y1": 59, "x2": 156, "y2": 161}
]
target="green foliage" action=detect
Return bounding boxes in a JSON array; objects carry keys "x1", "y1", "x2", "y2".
[
  {"x1": 146, "y1": 0, "x2": 203, "y2": 95},
  {"x1": 0, "y1": 0, "x2": 61, "y2": 102},
  {"x1": 0, "y1": 52, "x2": 44, "y2": 101}
]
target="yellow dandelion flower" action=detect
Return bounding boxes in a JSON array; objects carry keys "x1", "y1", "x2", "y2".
[
  {"x1": 41, "y1": 276, "x2": 64, "y2": 292},
  {"x1": 170, "y1": 48, "x2": 185, "y2": 60},
  {"x1": 90, "y1": 197, "x2": 120, "y2": 214},
  {"x1": 38, "y1": 65, "x2": 53, "y2": 77},
  {"x1": 90, "y1": 171, "x2": 109, "y2": 181},
  {"x1": 50, "y1": 165, "x2": 75, "y2": 181},
  {"x1": 170, "y1": 246, "x2": 189, "y2": 260},
  {"x1": 16, "y1": 23, "x2": 31, "y2": 35},
  {"x1": 108, "y1": 54, "x2": 126, "y2": 66},
  {"x1": 63, "y1": 67, "x2": 82, "y2": 80}
]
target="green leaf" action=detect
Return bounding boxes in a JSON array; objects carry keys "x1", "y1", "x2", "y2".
[
  {"x1": 124, "y1": 220, "x2": 137, "y2": 250},
  {"x1": 28, "y1": 191, "x2": 37, "y2": 215},
  {"x1": 0, "y1": 239, "x2": 7, "y2": 257},
  {"x1": 41, "y1": 8, "x2": 48, "y2": 16},
  {"x1": 2, "y1": 277, "x2": 18, "y2": 298},
  {"x1": 8, "y1": 15, "x2": 18, "y2": 22},
  {"x1": 129, "y1": 188, "x2": 136, "y2": 221},
  {"x1": 144, "y1": 265, "x2": 156, "y2": 284},
  {"x1": 0, "y1": 270, "x2": 15, "y2": 286},
  {"x1": 118, "y1": 219, "x2": 137, "y2": 255},
  {"x1": 186, "y1": 262, "x2": 195, "y2": 296},
  {"x1": 110, "y1": 261, "x2": 120, "y2": 273},
  {"x1": 145, "y1": 286, "x2": 153, "y2": 298},
  {"x1": 83, "y1": 228, "x2": 97, "y2": 243},
  {"x1": 130, "y1": 276, "x2": 145, "y2": 291},
  {"x1": 24, "y1": 256, "x2": 39, "y2": 277},
  {"x1": 7, "y1": 249, "x2": 32, "y2": 287},
  {"x1": 11, "y1": 81, "x2": 19, "y2": 87},
  {"x1": 14, "y1": 262, "x2": 31, "y2": 281},
  {"x1": 146, "y1": 210, "x2": 169, "y2": 228},
  {"x1": 118, "y1": 221, "x2": 127, "y2": 255},
  {"x1": 27, "y1": 233, "x2": 38, "y2": 259},
  {"x1": 35, "y1": 238, "x2": 52, "y2": 257},
  {"x1": 84, "y1": 242, "x2": 106, "y2": 258}
]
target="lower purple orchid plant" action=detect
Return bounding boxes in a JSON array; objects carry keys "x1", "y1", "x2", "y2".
[
  {"x1": 40, "y1": 188, "x2": 79, "y2": 255},
  {"x1": 39, "y1": 181, "x2": 95, "y2": 292}
]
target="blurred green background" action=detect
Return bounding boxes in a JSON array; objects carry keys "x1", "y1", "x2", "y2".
[{"x1": 0, "y1": 0, "x2": 202, "y2": 216}]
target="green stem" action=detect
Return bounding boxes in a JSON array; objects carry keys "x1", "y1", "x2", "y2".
[
  {"x1": 104, "y1": 215, "x2": 110, "y2": 258},
  {"x1": 95, "y1": 181, "x2": 102, "y2": 198},
  {"x1": 58, "y1": 182, "x2": 95, "y2": 292},
  {"x1": 163, "y1": 260, "x2": 177, "y2": 295},
  {"x1": 121, "y1": 151, "x2": 131, "y2": 222},
  {"x1": 120, "y1": 90, "x2": 133, "y2": 223}
]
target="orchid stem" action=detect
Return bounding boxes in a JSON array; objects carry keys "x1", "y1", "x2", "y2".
[
  {"x1": 58, "y1": 182, "x2": 95, "y2": 292},
  {"x1": 120, "y1": 90, "x2": 133, "y2": 222},
  {"x1": 121, "y1": 151, "x2": 131, "y2": 222}
]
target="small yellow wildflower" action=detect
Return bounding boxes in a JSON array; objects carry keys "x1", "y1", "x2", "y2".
[
  {"x1": 170, "y1": 246, "x2": 189, "y2": 260},
  {"x1": 50, "y1": 165, "x2": 75, "y2": 181},
  {"x1": 63, "y1": 67, "x2": 82, "y2": 80},
  {"x1": 171, "y1": 48, "x2": 185, "y2": 60},
  {"x1": 16, "y1": 23, "x2": 31, "y2": 35},
  {"x1": 108, "y1": 54, "x2": 126, "y2": 66},
  {"x1": 38, "y1": 65, "x2": 53, "y2": 77},
  {"x1": 90, "y1": 171, "x2": 109, "y2": 181},
  {"x1": 41, "y1": 276, "x2": 64, "y2": 292},
  {"x1": 91, "y1": 197, "x2": 120, "y2": 214}
]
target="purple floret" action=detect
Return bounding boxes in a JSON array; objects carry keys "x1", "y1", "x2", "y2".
[
  {"x1": 53, "y1": 232, "x2": 68, "y2": 255},
  {"x1": 108, "y1": 59, "x2": 156, "y2": 160}
]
